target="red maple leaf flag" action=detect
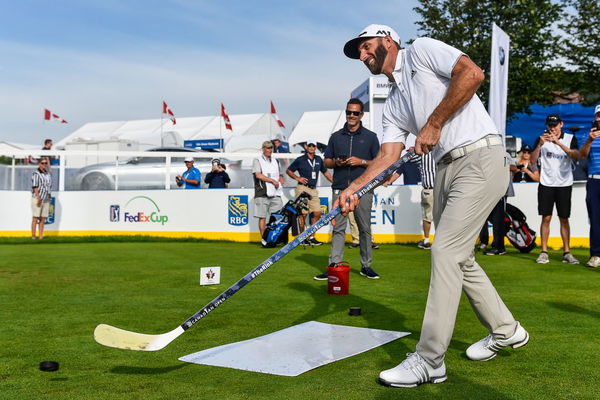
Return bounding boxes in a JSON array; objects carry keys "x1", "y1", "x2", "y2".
[
  {"x1": 270, "y1": 101, "x2": 285, "y2": 128},
  {"x1": 221, "y1": 103, "x2": 233, "y2": 131},
  {"x1": 43, "y1": 108, "x2": 68, "y2": 123},
  {"x1": 162, "y1": 101, "x2": 176, "y2": 125}
]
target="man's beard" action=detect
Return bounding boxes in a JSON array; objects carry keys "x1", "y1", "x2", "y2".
[{"x1": 365, "y1": 44, "x2": 387, "y2": 74}]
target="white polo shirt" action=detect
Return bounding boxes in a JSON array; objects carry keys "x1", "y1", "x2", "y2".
[
  {"x1": 381, "y1": 37, "x2": 498, "y2": 163},
  {"x1": 537, "y1": 132, "x2": 576, "y2": 187}
]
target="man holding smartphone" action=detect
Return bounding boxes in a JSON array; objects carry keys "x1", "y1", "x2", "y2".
[
  {"x1": 580, "y1": 105, "x2": 600, "y2": 268},
  {"x1": 530, "y1": 113, "x2": 580, "y2": 264},
  {"x1": 313, "y1": 98, "x2": 380, "y2": 280}
]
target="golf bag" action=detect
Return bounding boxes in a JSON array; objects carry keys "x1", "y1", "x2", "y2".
[
  {"x1": 504, "y1": 203, "x2": 537, "y2": 253},
  {"x1": 261, "y1": 192, "x2": 312, "y2": 248}
]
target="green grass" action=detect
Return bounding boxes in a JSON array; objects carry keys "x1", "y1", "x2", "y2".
[{"x1": 1, "y1": 240, "x2": 599, "y2": 399}]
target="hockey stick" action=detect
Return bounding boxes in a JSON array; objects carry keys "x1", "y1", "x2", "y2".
[{"x1": 94, "y1": 150, "x2": 416, "y2": 351}]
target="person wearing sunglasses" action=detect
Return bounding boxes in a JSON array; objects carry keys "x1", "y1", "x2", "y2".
[
  {"x1": 337, "y1": 24, "x2": 528, "y2": 387},
  {"x1": 31, "y1": 157, "x2": 52, "y2": 240},
  {"x1": 175, "y1": 157, "x2": 201, "y2": 189},
  {"x1": 512, "y1": 145, "x2": 539, "y2": 183},
  {"x1": 286, "y1": 140, "x2": 333, "y2": 246},
  {"x1": 313, "y1": 98, "x2": 380, "y2": 281}
]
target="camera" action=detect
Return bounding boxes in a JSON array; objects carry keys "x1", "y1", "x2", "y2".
[{"x1": 592, "y1": 120, "x2": 600, "y2": 130}]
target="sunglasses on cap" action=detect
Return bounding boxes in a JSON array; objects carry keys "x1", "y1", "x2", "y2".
[
  {"x1": 345, "y1": 110, "x2": 362, "y2": 116},
  {"x1": 306, "y1": 143, "x2": 317, "y2": 147}
]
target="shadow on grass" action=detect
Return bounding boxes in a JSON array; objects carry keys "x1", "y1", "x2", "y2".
[
  {"x1": 110, "y1": 363, "x2": 188, "y2": 375},
  {"x1": 373, "y1": 374, "x2": 513, "y2": 400},
  {"x1": 287, "y1": 281, "x2": 411, "y2": 365},
  {"x1": 546, "y1": 301, "x2": 600, "y2": 320},
  {"x1": 294, "y1": 252, "x2": 330, "y2": 274}
]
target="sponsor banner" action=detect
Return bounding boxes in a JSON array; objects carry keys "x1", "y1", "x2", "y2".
[
  {"x1": 228, "y1": 195, "x2": 249, "y2": 226},
  {"x1": 0, "y1": 185, "x2": 591, "y2": 244},
  {"x1": 184, "y1": 139, "x2": 224, "y2": 150},
  {"x1": 110, "y1": 195, "x2": 169, "y2": 225},
  {"x1": 489, "y1": 22, "x2": 510, "y2": 136},
  {"x1": 46, "y1": 197, "x2": 56, "y2": 225},
  {"x1": 319, "y1": 197, "x2": 329, "y2": 215}
]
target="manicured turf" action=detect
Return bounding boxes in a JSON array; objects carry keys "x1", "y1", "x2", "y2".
[{"x1": 1, "y1": 239, "x2": 599, "y2": 399}]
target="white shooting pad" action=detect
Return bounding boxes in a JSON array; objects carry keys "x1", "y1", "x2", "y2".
[{"x1": 179, "y1": 321, "x2": 410, "y2": 376}]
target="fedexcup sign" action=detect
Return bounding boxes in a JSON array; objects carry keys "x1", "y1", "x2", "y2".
[{"x1": 110, "y1": 195, "x2": 169, "y2": 225}]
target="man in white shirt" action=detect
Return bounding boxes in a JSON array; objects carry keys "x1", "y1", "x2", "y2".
[
  {"x1": 337, "y1": 24, "x2": 528, "y2": 388},
  {"x1": 530, "y1": 114, "x2": 580, "y2": 264},
  {"x1": 252, "y1": 141, "x2": 285, "y2": 237}
]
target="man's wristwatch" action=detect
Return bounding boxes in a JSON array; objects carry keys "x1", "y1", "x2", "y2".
[{"x1": 361, "y1": 159, "x2": 367, "y2": 166}]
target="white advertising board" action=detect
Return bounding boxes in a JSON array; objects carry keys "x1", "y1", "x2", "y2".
[{"x1": 0, "y1": 183, "x2": 590, "y2": 248}]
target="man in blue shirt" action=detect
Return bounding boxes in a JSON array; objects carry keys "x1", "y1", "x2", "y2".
[
  {"x1": 313, "y1": 98, "x2": 381, "y2": 280},
  {"x1": 176, "y1": 157, "x2": 201, "y2": 189},
  {"x1": 286, "y1": 139, "x2": 333, "y2": 246},
  {"x1": 581, "y1": 105, "x2": 600, "y2": 268}
]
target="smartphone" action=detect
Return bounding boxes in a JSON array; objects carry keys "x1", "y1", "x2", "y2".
[
  {"x1": 338, "y1": 154, "x2": 347, "y2": 161},
  {"x1": 592, "y1": 120, "x2": 600, "y2": 130}
]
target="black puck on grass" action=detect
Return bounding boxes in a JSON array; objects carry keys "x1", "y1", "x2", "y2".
[
  {"x1": 39, "y1": 361, "x2": 59, "y2": 372},
  {"x1": 349, "y1": 307, "x2": 362, "y2": 316}
]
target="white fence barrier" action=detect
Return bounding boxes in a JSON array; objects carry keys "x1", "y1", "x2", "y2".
[{"x1": 0, "y1": 182, "x2": 590, "y2": 249}]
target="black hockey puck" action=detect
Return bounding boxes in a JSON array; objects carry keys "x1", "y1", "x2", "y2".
[
  {"x1": 39, "y1": 361, "x2": 59, "y2": 372},
  {"x1": 349, "y1": 307, "x2": 362, "y2": 316}
]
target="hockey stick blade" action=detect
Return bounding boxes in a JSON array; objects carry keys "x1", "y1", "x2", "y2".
[{"x1": 94, "y1": 151, "x2": 415, "y2": 351}]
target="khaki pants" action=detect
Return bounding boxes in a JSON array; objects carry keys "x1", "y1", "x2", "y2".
[{"x1": 415, "y1": 144, "x2": 517, "y2": 368}]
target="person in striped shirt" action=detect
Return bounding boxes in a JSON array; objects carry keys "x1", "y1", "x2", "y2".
[{"x1": 31, "y1": 157, "x2": 52, "y2": 240}]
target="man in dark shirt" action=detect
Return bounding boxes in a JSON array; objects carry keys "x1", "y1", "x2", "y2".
[
  {"x1": 287, "y1": 139, "x2": 333, "y2": 245},
  {"x1": 204, "y1": 159, "x2": 231, "y2": 188},
  {"x1": 314, "y1": 98, "x2": 381, "y2": 280}
]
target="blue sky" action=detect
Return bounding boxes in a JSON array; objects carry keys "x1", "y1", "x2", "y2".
[{"x1": 0, "y1": 0, "x2": 420, "y2": 145}]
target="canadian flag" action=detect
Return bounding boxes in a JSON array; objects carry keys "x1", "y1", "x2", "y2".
[
  {"x1": 44, "y1": 109, "x2": 67, "y2": 124},
  {"x1": 270, "y1": 101, "x2": 285, "y2": 128},
  {"x1": 162, "y1": 101, "x2": 176, "y2": 125},
  {"x1": 221, "y1": 103, "x2": 233, "y2": 131}
]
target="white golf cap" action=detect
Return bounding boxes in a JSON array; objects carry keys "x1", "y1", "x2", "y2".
[
  {"x1": 306, "y1": 139, "x2": 317, "y2": 146},
  {"x1": 343, "y1": 24, "x2": 400, "y2": 59},
  {"x1": 595, "y1": 104, "x2": 600, "y2": 115},
  {"x1": 184, "y1": 156, "x2": 194, "y2": 162}
]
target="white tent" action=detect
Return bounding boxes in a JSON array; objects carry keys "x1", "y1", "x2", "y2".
[
  {"x1": 55, "y1": 113, "x2": 286, "y2": 150},
  {"x1": 288, "y1": 111, "x2": 371, "y2": 149},
  {"x1": 0, "y1": 141, "x2": 39, "y2": 152}
]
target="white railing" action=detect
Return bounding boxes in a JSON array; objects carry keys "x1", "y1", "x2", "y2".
[{"x1": 0, "y1": 150, "x2": 302, "y2": 191}]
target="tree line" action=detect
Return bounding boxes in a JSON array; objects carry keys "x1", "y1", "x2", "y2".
[{"x1": 412, "y1": 0, "x2": 599, "y2": 118}]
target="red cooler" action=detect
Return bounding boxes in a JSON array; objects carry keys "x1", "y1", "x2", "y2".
[{"x1": 327, "y1": 261, "x2": 350, "y2": 295}]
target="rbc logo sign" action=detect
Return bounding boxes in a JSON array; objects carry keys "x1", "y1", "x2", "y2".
[
  {"x1": 319, "y1": 197, "x2": 329, "y2": 214},
  {"x1": 228, "y1": 195, "x2": 248, "y2": 226}
]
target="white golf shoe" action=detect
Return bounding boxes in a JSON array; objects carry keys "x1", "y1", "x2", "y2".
[
  {"x1": 466, "y1": 322, "x2": 529, "y2": 361},
  {"x1": 378, "y1": 353, "x2": 447, "y2": 388},
  {"x1": 586, "y1": 256, "x2": 600, "y2": 268}
]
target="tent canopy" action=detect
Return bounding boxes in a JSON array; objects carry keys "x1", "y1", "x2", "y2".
[
  {"x1": 507, "y1": 103, "x2": 597, "y2": 148},
  {"x1": 55, "y1": 113, "x2": 286, "y2": 150},
  {"x1": 288, "y1": 111, "x2": 371, "y2": 149}
]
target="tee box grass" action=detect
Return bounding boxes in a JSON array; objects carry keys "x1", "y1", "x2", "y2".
[{"x1": 1, "y1": 238, "x2": 599, "y2": 399}]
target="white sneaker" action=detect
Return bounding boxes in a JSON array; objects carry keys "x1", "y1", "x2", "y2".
[
  {"x1": 535, "y1": 252, "x2": 549, "y2": 264},
  {"x1": 378, "y1": 353, "x2": 447, "y2": 388},
  {"x1": 586, "y1": 256, "x2": 600, "y2": 268},
  {"x1": 562, "y1": 252, "x2": 580, "y2": 264},
  {"x1": 466, "y1": 322, "x2": 529, "y2": 361}
]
